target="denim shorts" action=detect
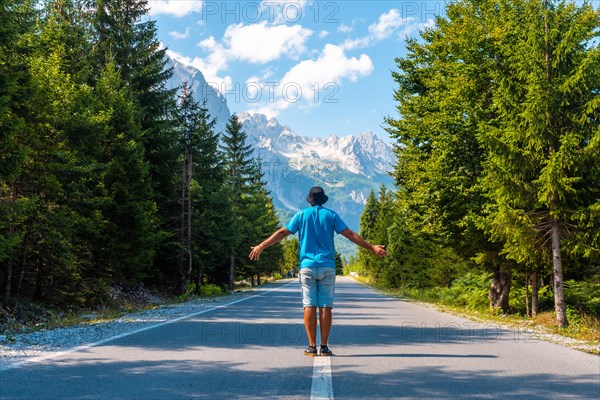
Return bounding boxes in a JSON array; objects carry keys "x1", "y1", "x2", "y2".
[{"x1": 299, "y1": 267, "x2": 336, "y2": 308}]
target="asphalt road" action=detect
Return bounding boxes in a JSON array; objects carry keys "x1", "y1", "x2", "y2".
[{"x1": 1, "y1": 277, "x2": 598, "y2": 399}]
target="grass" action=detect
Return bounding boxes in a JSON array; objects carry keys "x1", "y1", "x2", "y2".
[{"x1": 347, "y1": 275, "x2": 600, "y2": 355}]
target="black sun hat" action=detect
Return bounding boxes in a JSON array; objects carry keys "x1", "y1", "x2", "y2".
[{"x1": 306, "y1": 186, "x2": 328, "y2": 206}]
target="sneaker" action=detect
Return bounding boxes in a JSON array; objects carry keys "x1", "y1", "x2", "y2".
[
  {"x1": 320, "y1": 345, "x2": 333, "y2": 356},
  {"x1": 304, "y1": 346, "x2": 317, "y2": 357}
]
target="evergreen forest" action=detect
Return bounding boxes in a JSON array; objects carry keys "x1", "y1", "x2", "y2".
[
  {"x1": 1, "y1": 0, "x2": 599, "y2": 337},
  {"x1": 353, "y1": 0, "x2": 600, "y2": 331},
  {"x1": 0, "y1": 0, "x2": 283, "y2": 314}
]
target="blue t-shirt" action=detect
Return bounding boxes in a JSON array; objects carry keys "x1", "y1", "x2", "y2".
[{"x1": 285, "y1": 206, "x2": 348, "y2": 269}]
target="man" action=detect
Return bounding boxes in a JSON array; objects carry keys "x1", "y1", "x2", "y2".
[{"x1": 249, "y1": 186, "x2": 387, "y2": 356}]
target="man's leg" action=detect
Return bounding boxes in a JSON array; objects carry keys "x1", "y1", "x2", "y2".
[
  {"x1": 319, "y1": 307, "x2": 332, "y2": 345},
  {"x1": 304, "y1": 306, "x2": 317, "y2": 347}
]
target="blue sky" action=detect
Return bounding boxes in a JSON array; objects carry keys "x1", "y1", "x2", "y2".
[{"x1": 147, "y1": 1, "x2": 443, "y2": 141}]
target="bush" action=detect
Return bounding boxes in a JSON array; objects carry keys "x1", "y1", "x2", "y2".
[
  {"x1": 201, "y1": 283, "x2": 222, "y2": 297},
  {"x1": 564, "y1": 280, "x2": 600, "y2": 316},
  {"x1": 437, "y1": 271, "x2": 491, "y2": 311},
  {"x1": 509, "y1": 282, "x2": 553, "y2": 316},
  {"x1": 272, "y1": 273, "x2": 283, "y2": 281}
]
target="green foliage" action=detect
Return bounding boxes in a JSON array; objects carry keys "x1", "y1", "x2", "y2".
[
  {"x1": 220, "y1": 114, "x2": 282, "y2": 288},
  {"x1": 282, "y1": 237, "x2": 299, "y2": 276},
  {"x1": 563, "y1": 280, "x2": 600, "y2": 316},
  {"x1": 379, "y1": 0, "x2": 600, "y2": 322},
  {"x1": 509, "y1": 281, "x2": 553, "y2": 316},
  {"x1": 271, "y1": 272, "x2": 283, "y2": 281},
  {"x1": 1, "y1": 0, "x2": 175, "y2": 308},
  {"x1": 201, "y1": 283, "x2": 223, "y2": 297},
  {"x1": 335, "y1": 252, "x2": 343, "y2": 275},
  {"x1": 436, "y1": 272, "x2": 493, "y2": 311}
]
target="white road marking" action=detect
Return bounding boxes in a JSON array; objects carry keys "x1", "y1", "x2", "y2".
[
  {"x1": 0, "y1": 281, "x2": 296, "y2": 372},
  {"x1": 311, "y1": 325, "x2": 334, "y2": 399},
  {"x1": 311, "y1": 356, "x2": 334, "y2": 400}
]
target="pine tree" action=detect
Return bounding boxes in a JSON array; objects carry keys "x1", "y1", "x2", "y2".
[
  {"x1": 478, "y1": 0, "x2": 600, "y2": 327},
  {"x1": 191, "y1": 99, "x2": 229, "y2": 294},
  {"x1": 282, "y1": 237, "x2": 299, "y2": 277},
  {"x1": 335, "y1": 252, "x2": 344, "y2": 276},
  {"x1": 93, "y1": 0, "x2": 179, "y2": 285},
  {"x1": 2, "y1": 0, "x2": 106, "y2": 304},
  {"x1": 94, "y1": 59, "x2": 159, "y2": 283},
  {"x1": 372, "y1": 185, "x2": 394, "y2": 283},
  {"x1": 244, "y1": 158, "x2": 283, "y2": 284},
  {"x1": 0, "y1": 0, "x2": 35, "y2": 302},
  {"x1": 220, "y1": 114, "x2": 256, "y2": 290},
  {"x1": 175, "y1": 83, "x2": 198, "y2": 294},
  {"x1": 386, "y1": 0, "x2": 512, "y2": 311},
  {"x1": 358, "y1": 190, "x2": 379, "y2": 276}
]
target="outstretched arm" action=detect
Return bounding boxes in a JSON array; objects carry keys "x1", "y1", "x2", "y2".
[
  {"x1": 340, "y1": 228, "x2": 388, "y2": 258},
  {"x1": 249, "y1": 227, "x2": 292, "y2": 260}
]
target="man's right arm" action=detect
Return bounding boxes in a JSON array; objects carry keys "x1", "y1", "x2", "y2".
[{"x1": 340, "y1": 229, "x2": 388, "y2": 258}]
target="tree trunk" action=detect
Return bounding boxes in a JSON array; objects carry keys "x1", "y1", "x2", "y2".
[
  {"x1": 186, "y1": 152, "x2": 193, "y2": 288},
  {"x1": 33, "y1": 264, "x2": 43, "y2": 301},
  {"x1": 489, "y1": 261, "x2": 511, "y2": 313},
  {"x1": 195, "y1": 270, "x2": 202, "y2": 296},
  {"x1": 3, "y1": 182, "x2": 18, "y2": 303},
  {"x1": 531, "y1": 268, "x2": 539, "y2": 317},
  {"x1": 551, "y1": 216, "x2": 568, "y2": 327},
  {"x1": 229, "y1": 255, "x2": 235, "y2": 291},
  {"x1": 250, "y1": 275, "x2": 255, "y2": 287},
  {"x1": 178, "y1": 151, "x2": 193, "y2": 295},
  {"x1": 15, "y1": 234, "x2": 29, "y2": 303},
  {"x1": 178, "y1": 154, "x2": 187, "y2": 294},
  {"x1": 525, "y1": 269, "x2": 530, "y2": 317},
  {"x1": 257, "y1": 273, "x2": 261, "y2": 286},
  {"x1": 3, "y1": 258, "x2": 13, "y2": 304}
]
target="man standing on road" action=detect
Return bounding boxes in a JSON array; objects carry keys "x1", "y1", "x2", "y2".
[{"x1": 249, "y1": 186, "x2": 387, "y2": 356}]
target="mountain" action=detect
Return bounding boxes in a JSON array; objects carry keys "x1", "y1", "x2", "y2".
[
  {"x1": 165, "y1": 55, "x2": 395, "y2": 257},
  {"x1": 166, "y1": 56, "x2": 231, "y2": 136},
  {"x1": 238, "y1": 112, "x2": 395, "y2": 235}
]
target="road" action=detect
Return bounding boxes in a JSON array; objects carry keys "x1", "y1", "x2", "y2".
[{"x1": 0, "y1": 277, "x2": 598, "y2": 399}]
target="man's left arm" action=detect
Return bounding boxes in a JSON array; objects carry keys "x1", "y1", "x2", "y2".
[{"x1": 249, "y1": 227, "x2": 292, "y2": 260}]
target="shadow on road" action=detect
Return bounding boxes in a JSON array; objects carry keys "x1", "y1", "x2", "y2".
[{"x1": 331, "y1": 365, "x2": 600, "y2": 399}]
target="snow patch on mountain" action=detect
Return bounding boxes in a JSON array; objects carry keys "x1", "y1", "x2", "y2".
[{"x1": 238, "y1": 112, "x2": 394, "y2": 177}]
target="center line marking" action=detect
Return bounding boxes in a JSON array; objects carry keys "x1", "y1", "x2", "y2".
[
  {"x1": 311, "y1": 356, "x2": 334, "y2": 400},
  {"x1": 311, "y1": 329, "x2": 334, "y2": 399}
]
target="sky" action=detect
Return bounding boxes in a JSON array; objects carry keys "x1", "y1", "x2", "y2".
[{"x1": 146, "y1": 1, "x2": 443, "y2": 141}]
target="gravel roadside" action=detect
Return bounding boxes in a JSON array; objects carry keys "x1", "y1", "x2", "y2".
[
  {"x1": 0, "y1": 281, "x2": 293, "y2": 369},
  {"x1": 1, "y1": 278, "x2": 596, "y2": 370},
  {"x1": 348, "y1": 277, "x2": 599, "y2": 355}
]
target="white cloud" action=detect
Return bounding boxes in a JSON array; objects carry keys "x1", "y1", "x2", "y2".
[
  {"x1": 282, "y1": 44, "x2": 373, "y2": 86},
  {"x1": 341, "y1": 8, "x2": 427, "y2": 50},
  {"x1": 248, "y1": 44, "x2": 373, "y2": 117},
  {"x1": 148, "y1": 1, "x2": 203, "y2": 17},
  {"x1": 169, "y1": 28, "x2": 191, "y2": 40},
  {"x1": 338, "y1": 24, "x2": 353, "y2": 34},
  {"x1": 223, "y1": 22, "x2": 312, "y2": 63},
  {"x1": 199, "y1": 36, "x2": 217, "y2": 50},
  {"x1": 319, "y1": 30, "x2": 330, "y2": 39},
  {"x1": 170, "y1": 22, "x2": 312, "y2": 93},
  {"x1": 341, "y1": 36, "x2": 370, "y2": 50},
  {"x1": 368, "y1": 9, "x2": 403, "y2": 40}
]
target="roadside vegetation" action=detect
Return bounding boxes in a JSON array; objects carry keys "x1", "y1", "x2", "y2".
[
  {"x1": 2, "y1": 0, "x2": 599, "y2": 348},
  {"x1": 349, "y1": 0, "x2": 600, "y2": 346},
  {"x1": 1, "y1": 0, "x2": 284, "y2": 331}
]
